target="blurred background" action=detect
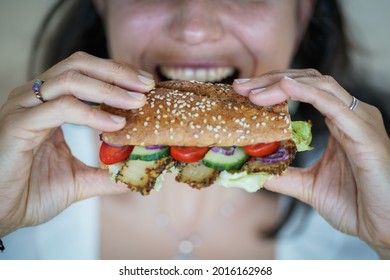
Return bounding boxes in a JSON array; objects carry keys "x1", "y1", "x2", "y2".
[{"x1": 1, "y1": 0, "x2": 390, "y2": 106}]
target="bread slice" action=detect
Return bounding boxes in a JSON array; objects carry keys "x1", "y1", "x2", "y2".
[{"x1": 100, "y1": 80, "x2": 292, "y2": 147}]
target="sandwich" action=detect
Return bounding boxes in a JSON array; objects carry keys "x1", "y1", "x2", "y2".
[{"x1": 99, "y1": 80, "x2": 312, "y2": 195}]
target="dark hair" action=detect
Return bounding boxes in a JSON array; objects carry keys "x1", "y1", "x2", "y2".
[{"x1": 29, "y1": 0, "x2": 389, "y2": 239}]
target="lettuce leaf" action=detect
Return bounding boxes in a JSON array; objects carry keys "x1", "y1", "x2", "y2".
[{"x1": 291, "y1": 121, "x2": 313, "y2": 152}]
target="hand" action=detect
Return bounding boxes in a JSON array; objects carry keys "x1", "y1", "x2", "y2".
[
  {"x1": 0, "y1": 51, "x2": 155, "y2": 237},
  {"x1": 234, "y1": 69, "x2": 390, "y2": 258}
]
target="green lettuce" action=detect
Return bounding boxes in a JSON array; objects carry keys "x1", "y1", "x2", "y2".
[{"x1": 291, "y1": 121, "x2": 313, "y2": 152}]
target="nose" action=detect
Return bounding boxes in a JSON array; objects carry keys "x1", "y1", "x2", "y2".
[{"x1": 169, "y1": 0, "x2": 224, "y2": 45}]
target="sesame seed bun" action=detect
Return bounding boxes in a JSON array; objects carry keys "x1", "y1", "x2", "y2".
[{"x1": 100, "y1": 80, "x2": 292, "y2": 147}]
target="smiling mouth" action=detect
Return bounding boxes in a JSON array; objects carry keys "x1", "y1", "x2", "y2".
[{"x1": 157, "y1": 66, "x2": 240, "y2": 84}]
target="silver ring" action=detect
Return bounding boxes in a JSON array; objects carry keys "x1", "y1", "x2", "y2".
[{"x1": 349, "y1": 96, "x2": 358, "y2": 111}]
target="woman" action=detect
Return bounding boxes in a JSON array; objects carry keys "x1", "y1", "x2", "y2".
[{"x1": 0, "y1": 0, "x2": 389, "y2": 259}]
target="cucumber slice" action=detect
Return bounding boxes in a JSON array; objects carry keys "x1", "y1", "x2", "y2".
[
  {"x1": 202, "y1": 147, "x2": 249, "y2": 171},
  {"x1": 130, "y1": 146, "x2": 170, "y2": 161}
]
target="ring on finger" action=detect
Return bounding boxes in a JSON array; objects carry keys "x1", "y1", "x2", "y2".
[
  {"x1": 348, "y1": 96, "x2": 359, "y2": 111},
  {"x1": 32, "y1": 79, "x2": 46, "y2": 103}
]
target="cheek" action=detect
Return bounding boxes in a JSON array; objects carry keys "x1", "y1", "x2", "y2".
[
  {"x1": 254, "y1": 21, "x2": 298, "y2": 70},
  {"x1": 232, "y1": 10, "x2": 300, "y2": 74},
  {"x1": 105, "y1": 7, "x2": 164, "y2": 66}
]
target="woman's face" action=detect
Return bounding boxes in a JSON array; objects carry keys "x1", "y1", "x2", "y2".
[{"x1": 95, "y1": 0, "x2": 313, "y2": 82}]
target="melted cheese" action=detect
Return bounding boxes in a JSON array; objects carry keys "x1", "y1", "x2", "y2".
[{"x1": 216, "y1": 171, "x2": 273, "y2": 192}]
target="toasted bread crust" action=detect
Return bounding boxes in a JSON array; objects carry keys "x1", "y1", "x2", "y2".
[{"x1": 100, "y1": 80, "x2": 292, "y2": 146}]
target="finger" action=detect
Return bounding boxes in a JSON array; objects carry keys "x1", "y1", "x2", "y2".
[
  {"x1": 288, "y1": 75, "x2": 355, "y2": 110},
  {"x1": 233, "y1": 68, "x2": 322, "y2": 97},
  {"x1": 279, "y1": 76, "x2": 371, "y2": 141},
  {"x1": 10, "y1": 71, "x2": 147, "y2": 109},
  {"x1": 291, "y1": 76, "x2": 387, "y2": 132},
  {"x1": 248, "y1": 80, "x2": 291, "y2": 106},
  {"x1": 263, "y1": 167, "x2": 313, "y2": 206},
  {"x1": 14, "y1": 96, "x2": 126, "y2": 133},
  {"x1": 75, "y1": 165, "x2": 129, "y2": 201},
  {"x1": 45, "y1": 51, "x2": 155, "y2": 93}
]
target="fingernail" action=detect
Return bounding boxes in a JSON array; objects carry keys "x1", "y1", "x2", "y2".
[
  {"x1": 127, "y1": 91, "x2": 146, "y2": 101},
  {"x1": 138, "y1": 70, "x2": 155, "y2": 85},
  {"x1": 138, "y1": 70, "x2": 154, "y2": 79},
  {"x1": 109, "y1": 114, "x2": 126, "y2": 124},
  {"x1": 250, "y1": 88, "x2": 266, "y2": 95},
  {"x1": 283, "y1": 76, "x2": 298, "y2": 83},
  {"x1": 138, "y1": 74, "x2": 154, "y2": 85},
  {"x1": 234, "y1": 78, "x2": 251, "y2": 84}
]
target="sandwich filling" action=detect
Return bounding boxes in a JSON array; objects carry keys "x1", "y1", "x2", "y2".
[{"x1": 99, "y1": 80, "x2": 312, "y2": 195}]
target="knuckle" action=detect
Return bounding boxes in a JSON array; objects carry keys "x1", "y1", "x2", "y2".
[
  {"x1": 110, "y1": 61, "x2": 132, "y2": 75},
  {"x1": 68, "y1": 51, "x2": 90, "y2": 62},
  {"x1": 8, "y1": 85, "x2": 25, "y2": 99},
  {"x1": 367, "y1": 103, "x2": 382, "y2": 118},
  {"x1": 321, "y1": 75, "x2": 338, "y2": 85},
  {"x1": 101, "y1": 82, "x2": 117, "y2": 95},
  {"x1": 58, "y1": 69, "x2": 81, "y2": 85},
  {"x1": 52, "y1": 95, "x2": 75, "y2": 111},
  {"x1": 82, "y1": 105, "x2": 100, "y2": 121},
  {"x1": 63, "y1": 51, "x2": 91, "y2": 69},
  {"x1": 303, "y1": 68, "x2": 322, "y2": 77}
]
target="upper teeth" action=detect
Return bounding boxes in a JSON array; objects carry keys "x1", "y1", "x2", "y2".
[{"x1": 160, "y1": 66, "x2": 235, "y2": 82}]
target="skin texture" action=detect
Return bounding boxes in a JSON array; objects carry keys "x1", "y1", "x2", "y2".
[{"x1": 0, "y1": 0, "x2": 389, "y2": 259}]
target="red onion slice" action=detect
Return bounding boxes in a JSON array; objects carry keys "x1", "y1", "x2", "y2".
[
  {"x1": 145, "y1": 145, "x2": 167, "y2": 150},
  {"x1": 210, "y1": 146, "x2": 236, "y2": 156},
  {"x1": 260, "y1": 147, "x2": 289, "y2": 164}
]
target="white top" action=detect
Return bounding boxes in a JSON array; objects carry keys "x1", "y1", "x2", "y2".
[{"x1": 0, "y1": 125, "x2": 378, "y2": 260}]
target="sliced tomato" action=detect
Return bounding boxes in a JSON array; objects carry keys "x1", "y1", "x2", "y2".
[
  {"x1": 243, "y1": 141, "x2": 281, "y2": 157},
  {"x1": 170, "y1": 146, "x2": 209, "y2": 163},
  {"x1": 99, "y1": 142, "x2": 134, "y2": 165}
]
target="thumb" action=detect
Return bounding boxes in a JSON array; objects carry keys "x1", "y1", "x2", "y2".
[
  {"x1": 75, "y1": 166, "x2": 129, "y2": 201},
  {"x1": 264, "y1": 167, "x2": 313, "y2": 205}
]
